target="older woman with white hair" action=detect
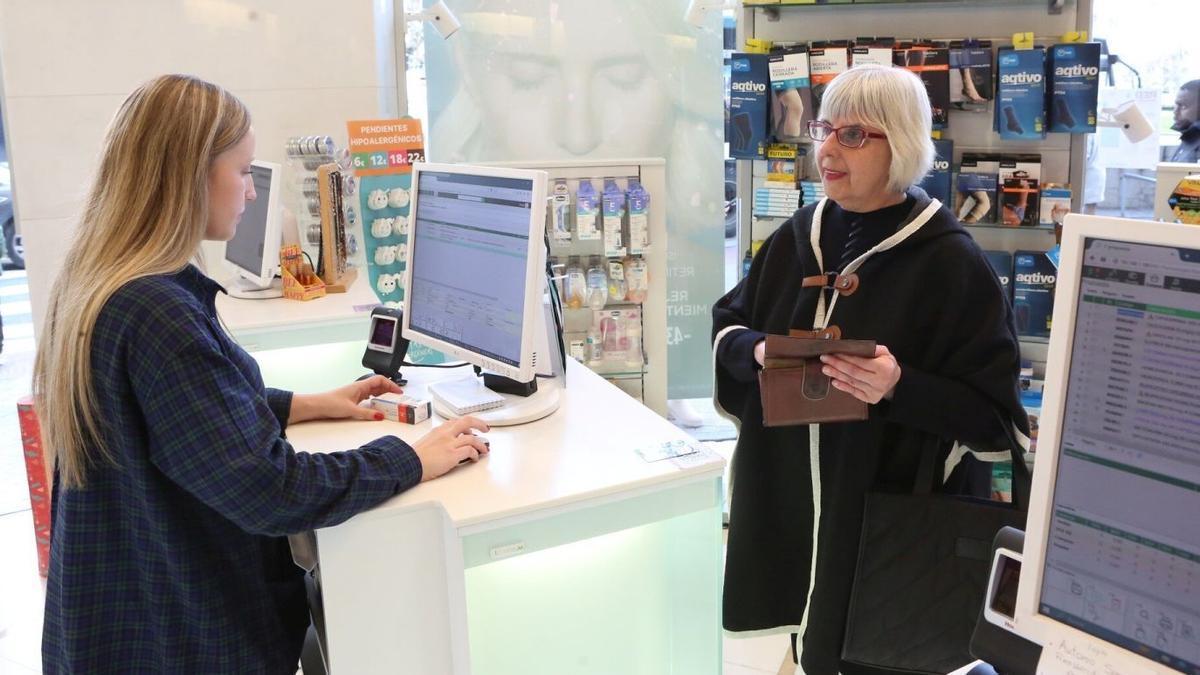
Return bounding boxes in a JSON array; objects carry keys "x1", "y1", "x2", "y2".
[{"x1": 712, "y1": 64, "x2": 1029, "y2": 674}]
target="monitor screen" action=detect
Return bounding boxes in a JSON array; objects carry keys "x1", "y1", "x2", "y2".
[
  {"x1": 1039, "y1": 237, "x2": 1200, "y2": 672},
  {"x1": 368, "y1": 315, "x2": 397, "y2": 352},
  {"x1": 225, "y1": 163, "x2": 275, "y2": 277},
  {"x1": 406, "y1": 171, "x2": 535, "y2": 368}
]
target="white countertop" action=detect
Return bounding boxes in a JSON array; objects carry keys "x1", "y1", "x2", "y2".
[
  {"x1": 215, "y1": 272, "x2": 380, "y2": 335},
  {"x1": 285, "y1": 359, "x2": 725, "y2": 532}
]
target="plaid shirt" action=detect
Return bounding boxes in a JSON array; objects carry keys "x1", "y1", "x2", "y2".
[{"x1": 43, "y1": 265, "x2": 422, "y2": 674}]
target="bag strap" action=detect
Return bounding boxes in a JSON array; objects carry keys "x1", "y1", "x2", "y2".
[{"x1": 912, "y1": 406, "x2": 1031, "y2": 510}]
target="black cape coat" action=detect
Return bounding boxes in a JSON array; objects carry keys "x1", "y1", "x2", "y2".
[{"x1": 712, "y1": 188, "x2": 1030, "y2": 674}]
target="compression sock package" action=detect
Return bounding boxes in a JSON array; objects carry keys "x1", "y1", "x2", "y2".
[
  {"x1": 1047, "y1": 42, "x2": 1101, "y2": 133},
  {"x1": 995, "y1": 47, "x2": 1046, "y2": 140},
  {"x1": 894, "y1": 41, "x2": 950, "y2": 129},
  {"x1": 949, "y1": 40, "x2": 993, "y2": 111},
  {"x1": 728, "y1": 52, "x2": 771, "y2": 159},
  {"x1": 768, "y1": 46, "x2": 814, "y2": 142}
]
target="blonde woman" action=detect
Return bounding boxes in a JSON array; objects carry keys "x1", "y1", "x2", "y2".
[{"x1": 34, "y1": 74, "x2": 489, "y2": 673}]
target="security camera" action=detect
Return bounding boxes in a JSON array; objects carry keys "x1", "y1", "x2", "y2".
[{"x1": 408, "y1": 0, "x2": 461, "y2": 39}]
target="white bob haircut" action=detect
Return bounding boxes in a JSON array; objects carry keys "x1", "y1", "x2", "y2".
[{"x1": 818, "y1": 64, "x2": 936, "y2": 194}]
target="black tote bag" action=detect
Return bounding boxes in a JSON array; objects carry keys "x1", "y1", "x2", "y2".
[{"x1": 841, "y1": 426, "x2": 1031, "y2": 673}]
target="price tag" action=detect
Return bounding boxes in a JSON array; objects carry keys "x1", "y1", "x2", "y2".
[{"x1": 346, "y1": 119, "x2": 426, "y2": 177}]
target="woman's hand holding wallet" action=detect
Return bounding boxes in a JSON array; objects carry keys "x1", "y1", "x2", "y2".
[{"x1": 756, "y1": 333, "x2": 883, "y2": 426}]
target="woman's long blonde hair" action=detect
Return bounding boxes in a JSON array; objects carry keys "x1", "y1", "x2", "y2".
[{"x1": 33, "y1": 74, "x2": 250, "y2": 489}]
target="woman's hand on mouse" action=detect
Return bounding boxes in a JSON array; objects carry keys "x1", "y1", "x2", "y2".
[{"x1": 413, "y1": 416, "x2": 491, "y2": 481}]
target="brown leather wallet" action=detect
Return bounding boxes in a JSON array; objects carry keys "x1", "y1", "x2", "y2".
[{"x1": 758, "y1": 333, "x2": 877, "y2": 426}]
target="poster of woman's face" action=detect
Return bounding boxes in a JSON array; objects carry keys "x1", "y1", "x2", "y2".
[{"x1": 424, "y1": 0, "x2": 727, "y2": 398}]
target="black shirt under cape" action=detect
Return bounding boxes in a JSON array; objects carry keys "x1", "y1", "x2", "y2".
[{"x1": 711, "y1": 187, "x2": 1030, "y2": 675}]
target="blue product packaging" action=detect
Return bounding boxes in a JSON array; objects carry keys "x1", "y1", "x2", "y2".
[
  {"x1": 918, "y1": 138, "x2": 953, "y2": 204},
  {"x1": 956, "y1": 172, "x2": 999, "y2": 224},
  {"x1": 995, "y1": 47, "x2": 1046, "y2": 140},
  {"x1": 1013, "y1": 249, "x2": 1058, "y2": 338},
  {"x1": 1047, "y1": 43, "x2": 1101, "y2": 133},
  {"x1": 984, "y1": 250, "x2": 1013, "y2": 305},
  {"x1": 768, "y1": 47, "x2": 814, "y2": 143},
  {"x1": 728, "y1": 53, "x2": 771, "y2": 159}
]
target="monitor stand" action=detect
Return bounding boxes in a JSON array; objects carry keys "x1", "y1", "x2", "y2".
[
  {"x1": 430, "y1": 374, "x2": 562, "y2": 427},
  {"x1": 227, "y1": 276, "x2": 284, "y2": 299}
]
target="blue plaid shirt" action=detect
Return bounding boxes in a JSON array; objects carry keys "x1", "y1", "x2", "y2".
[{"x1": 43, "y1": 265, "x2": 422, "y2": 674}]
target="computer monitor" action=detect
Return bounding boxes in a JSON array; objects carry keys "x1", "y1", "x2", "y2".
[
  {"x1": 225, "y1": 160, "x2": 283, "y2": 298},
  {"x1": 1015, "y1": 214, "x2": 1200, "y2": 673},
  {"x1": 401, "y1": 162, "x2": 559, "y2": 426}
]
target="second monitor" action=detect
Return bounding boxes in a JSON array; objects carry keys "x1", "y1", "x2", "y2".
[{"x1": 401, "y1": 162, "x2": 560, "y2": 425}]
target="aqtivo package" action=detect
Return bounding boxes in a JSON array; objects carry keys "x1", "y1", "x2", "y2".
[
  {"x1": 728, "y1": 53, "x2": 771, "y2": 159},
  {"x1": 949, "y1": 40, "x2": 993, "y2": 111},
  {"x1": 1047, "y1": 42, "x2": 1101, "y2": 133},
  {"x1": 995, "y1": 47, "x2": 1046, "y2": 140},
  {"x1": 768, "y1": 46, "x2": 814, "y2": 143},
  {"x1": 809, "y1": 41, "x2": 849, "y2": 114},
  {"x1": 984, "y1": 250, "x2": 1013, "y2": 305},
  {"x1": 1040, "y1": 184, "x2": 1071, "y2": 227},
  {"x1": 894, "y1": 42, "x2": 950, "y2": 129},
  {"x1": 917, "y1": 138, "x2": 953, "y2": 204},
  {"x1": 1013, "y1": 250, "x2": 1057, "y2": 338}
]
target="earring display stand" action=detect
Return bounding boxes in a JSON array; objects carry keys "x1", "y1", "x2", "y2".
[{"x1": 316, "y1": 162, "x2": 357, "y2": 293}]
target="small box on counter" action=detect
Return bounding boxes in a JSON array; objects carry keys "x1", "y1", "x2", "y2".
[{"x1": 370, "y1": 393, "x2": 431, "y2": 424}]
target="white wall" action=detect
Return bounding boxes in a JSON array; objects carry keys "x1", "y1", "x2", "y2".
[{"x1": 0, "y1": 0, "x2": 404, "y2": 337}]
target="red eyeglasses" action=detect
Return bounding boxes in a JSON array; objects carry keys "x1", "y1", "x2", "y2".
[{"x1": 807, "y1": 121, "x2": 888, "y2": 148}]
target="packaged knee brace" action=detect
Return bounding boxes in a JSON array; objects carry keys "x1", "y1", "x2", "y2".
[
  {"x1": 728, "y1": 52, "x2": 771, "y2": 159},
  {"x1": 995, "y1": 47, "x2": 1046, "y2": 139},
  {"x1": 1047, "y1": 42, "x2": 1101, "y2": 133},
  {"x1": 949, "y1": 40, "x2": 993, "y2": 112},
  {"x1": 850, "y1": 38, "x2": 895, "y2": 68},
  {"x1": 809, "y1": 41, "x2": 849, "y2": 115},
  {"x1": 917, "y1": 138, "x2": 953, "y2": 205},
  {"x1": 894, "y1": 41, "x2": 950, "y2": 129},
  {"x1": 956, "y1": 171, "x2": 998, "y2": 224},
  {"x1": 768, "y1": 46, "x2": 814, "y2": 143}
]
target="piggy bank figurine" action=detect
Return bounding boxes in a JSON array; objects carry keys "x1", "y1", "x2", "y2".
[
  {"x1": 376, "y1": 273, "x2": 398, "y2": 295},
  {"x1": 388, "y1": 187, "x2": 411, "y2": 209},
  {"x1": 367, "y1": 189, "x2": 389, "y2": 210},
  {"x1": 370, "y1": 217, "x2": 394, "y2": 239},
  {"x1": 374, "y1": 245, "x2": 398, "y2": 266}
]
